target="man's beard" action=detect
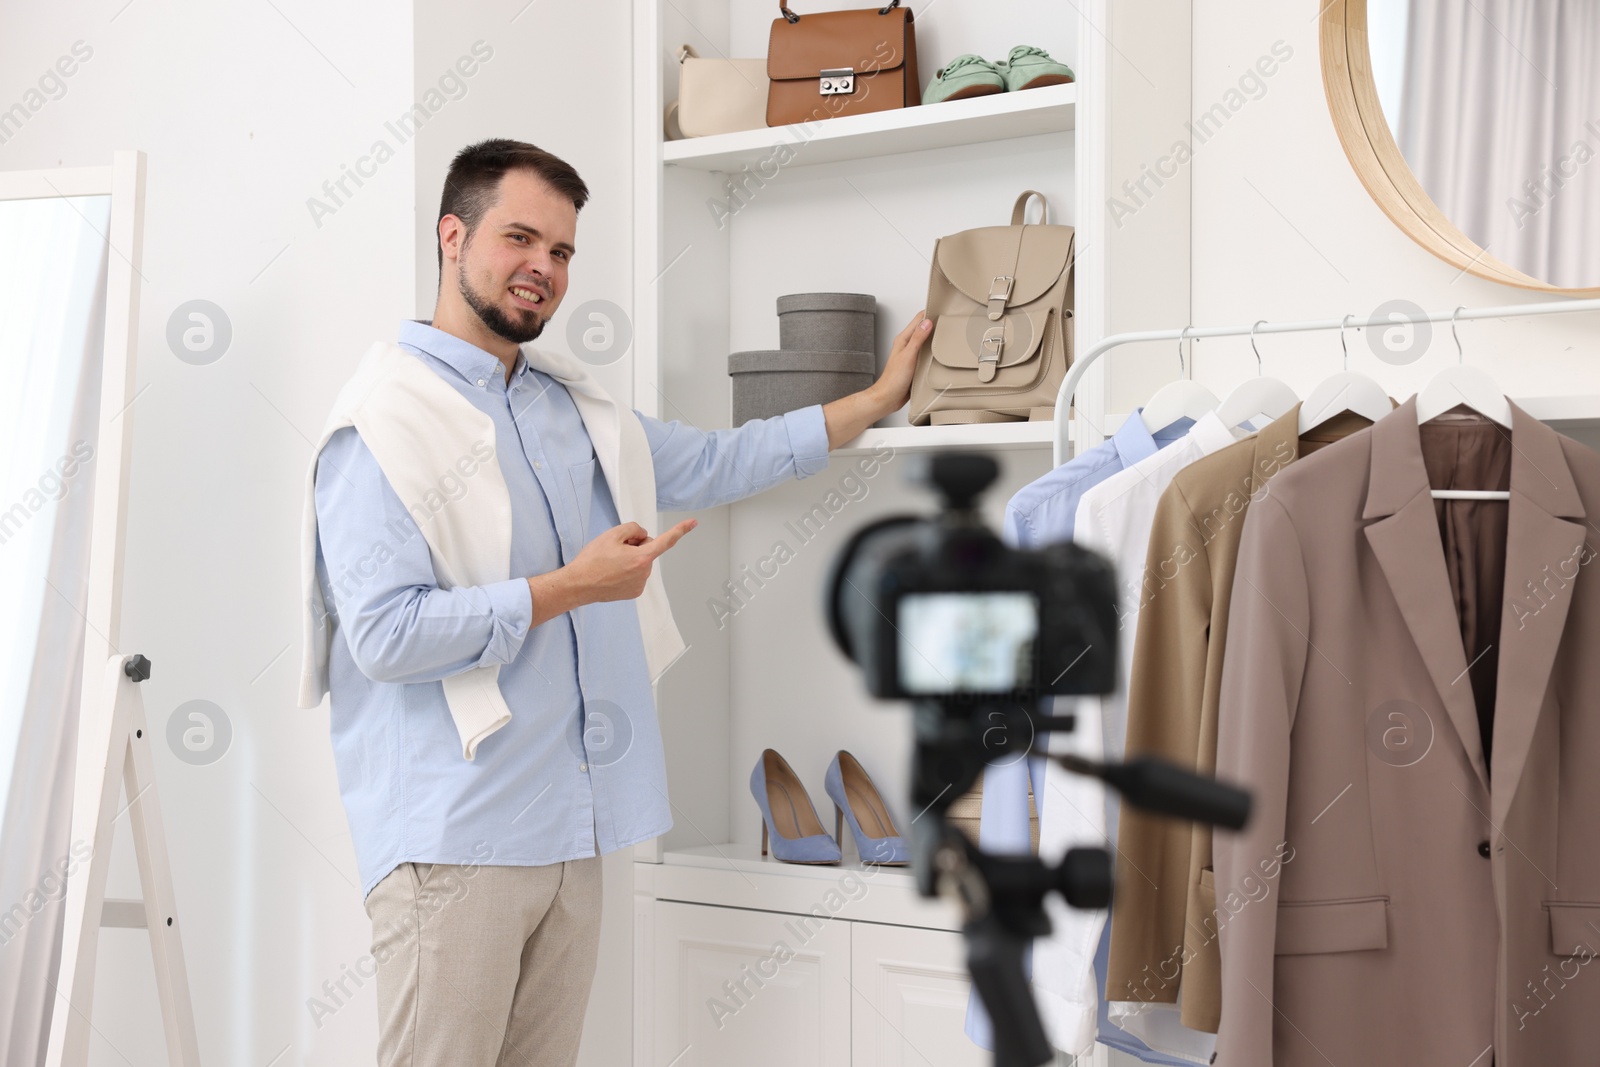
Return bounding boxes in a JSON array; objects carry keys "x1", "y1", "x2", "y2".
[{"x1": 458, "y1": 263, "x2": 546, "y2": 345}]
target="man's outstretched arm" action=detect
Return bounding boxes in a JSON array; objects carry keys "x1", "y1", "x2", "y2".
[{"x1": 644, "y1": 311, "x2": 932, "y2": 510}]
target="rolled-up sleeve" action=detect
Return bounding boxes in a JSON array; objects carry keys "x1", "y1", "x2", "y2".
[
  {"x1": 645, "y1": 404, "x2": 831, "y2": 511},
  {"x1": 314, "y1": 426, "x2": 533, "y2": 685}
]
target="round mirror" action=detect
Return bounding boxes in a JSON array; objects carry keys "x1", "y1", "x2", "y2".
[{"x1": 1322, "y1": 1, "x2": 1600, "y2": 295}]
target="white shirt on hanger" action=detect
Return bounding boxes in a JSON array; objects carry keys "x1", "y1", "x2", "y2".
[{"x1": 1034, "y1": 410, "x2": 1242, "y2": 1066}]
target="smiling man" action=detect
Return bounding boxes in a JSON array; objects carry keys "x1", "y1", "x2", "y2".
[{"x1": 305, "y1": 138, "x2": 931, "y2": 1066}]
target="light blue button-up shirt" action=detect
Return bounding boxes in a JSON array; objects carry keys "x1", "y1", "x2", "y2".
[
  {"x1": 313, "y1": 320, "x2": 831, "y2": 899},
  {"x1": 968, "y1": 410, "x2": 1198, "y2": 1065}
]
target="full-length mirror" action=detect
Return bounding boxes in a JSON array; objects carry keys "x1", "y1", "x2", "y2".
[
  {"x1": 0, "y1": 153, "x2": 158, "y2": 1067},
  {"x1": 0, "y1": 187, "x2": 114, "y2": 1063},
  {"x1": 1323, "y1": 0, "x2": 1600, "y2": 294},
  {"x1": 0, "y1": 193, "x2": 109, "y2": 831}
]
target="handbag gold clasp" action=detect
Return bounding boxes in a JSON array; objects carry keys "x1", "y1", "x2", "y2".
[{"x1": 820, "y1": 68, "x2": 856, "y2": 95}]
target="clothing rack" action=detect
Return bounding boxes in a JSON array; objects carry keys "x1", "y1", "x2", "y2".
[{"x1": 1052, "y1": 296, "x2": 1600, "y2": 465}]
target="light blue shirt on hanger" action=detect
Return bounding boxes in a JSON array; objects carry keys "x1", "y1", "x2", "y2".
[
  {"x1": 313, "y1": 320, "x2": 831, "y2": 899},
  {"x1": 965, "y1": 409, "x2": 1197, "y2": 1065}
]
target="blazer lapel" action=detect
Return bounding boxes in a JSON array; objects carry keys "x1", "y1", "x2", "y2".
[
  {"x1": 1362, "y1": 400, "x2": 1490, "y2": 791},
  {"x1": 1490, "y1": 402, "x2": 1587, "y2": 827}
]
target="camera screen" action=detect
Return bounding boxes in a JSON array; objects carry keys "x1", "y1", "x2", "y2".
[{"x1": 896, "y1": 592, "x2": 1039, "y2": 694}]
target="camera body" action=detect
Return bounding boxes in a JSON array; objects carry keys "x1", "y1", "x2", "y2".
[{"x1": 826, "y1": 453, "x2": 1119, "y2": 705}]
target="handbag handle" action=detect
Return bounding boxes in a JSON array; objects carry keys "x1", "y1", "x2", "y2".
[
  {"x1": 779, "y1": 0, "x2": 900, "y2": 24},
  {"x1": 1011, "y1": 190, "x2": 1050, "y2": 226}
]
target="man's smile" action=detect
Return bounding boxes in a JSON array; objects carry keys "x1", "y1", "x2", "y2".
[{"x1": 508, "y1": 284, "x2": 547, "y2": 310}]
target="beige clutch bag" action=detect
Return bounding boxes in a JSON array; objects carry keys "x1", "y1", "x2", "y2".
[{"x1": 675, "y1": 44, "x2": 770, "y2": 138}]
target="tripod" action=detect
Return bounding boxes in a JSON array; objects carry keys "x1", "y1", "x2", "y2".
[{"x1": 905, "y1": 701, "x2": 1251, "y2": 1067}]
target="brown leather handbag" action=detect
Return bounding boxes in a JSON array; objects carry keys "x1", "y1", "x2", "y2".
[
  {"x1": 765, "y1": 1, "x2": 921, "y2": 127},
  {"x1": 909, "y1": 190, "x2": 1075, "y2": 425}
]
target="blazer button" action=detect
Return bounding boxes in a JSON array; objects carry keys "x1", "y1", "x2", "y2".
[{"x1": 1478, "y1": 840, "x2": 1492, "y2": 858}]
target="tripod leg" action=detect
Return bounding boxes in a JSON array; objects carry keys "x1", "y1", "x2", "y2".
[{"x1": 964, "y1": 913, "x2": 1054, "y2": 1067}]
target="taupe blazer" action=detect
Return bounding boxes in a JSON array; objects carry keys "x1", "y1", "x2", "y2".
[
  {"x1": 1214, "y1": 399, "x2": 1600, "y2": 1066},
  {"x1": 1109, "y1": 406, "x2": 1374, "y2": 1033}
]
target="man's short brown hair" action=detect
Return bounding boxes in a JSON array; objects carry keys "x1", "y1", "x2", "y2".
[{"x1": 437, "y1": 138, "x2": 589, "y2": 272}]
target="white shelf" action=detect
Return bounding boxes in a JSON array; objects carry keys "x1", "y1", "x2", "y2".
[
  {"x1": 642, "y1": 842, "x2": 965, "y2": 932},
  {"x1": 662, "y1": 841, "x2": 916, "y2": 883},
  {"x1": 1520, "y1": 394, "x2": 1600, "y2": 425},
  {"x1": 836, "y1": 420, "x2": 1063, "y2": 455},
  {"x1": 663, "y1": 82, "x2": 1075, "y2": 172}
]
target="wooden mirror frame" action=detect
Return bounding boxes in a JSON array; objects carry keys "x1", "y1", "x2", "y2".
[{"x1": 1320, "y1": 0, "x2": 1600, "y2": 297}]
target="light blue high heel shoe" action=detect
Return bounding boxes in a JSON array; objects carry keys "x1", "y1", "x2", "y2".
[
  {"x1": 824, "y1": 751, "x2": 911, "y2": 866},
  {"x1": 751, "y1": 749, "x2": 842, "y2": 864}
]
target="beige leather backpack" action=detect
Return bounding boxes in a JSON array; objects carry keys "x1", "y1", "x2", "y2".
[{"x1": 909, "y1": 190, "x2": 1074, "y2": 425}]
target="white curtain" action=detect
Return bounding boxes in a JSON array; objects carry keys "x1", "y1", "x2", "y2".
[
  {"x1": 1399, "y1": 0, "x2": 1600, "y2": 289},
  {"x1": 0, "y1": 194, "x2": 111, "y2": 1067}
]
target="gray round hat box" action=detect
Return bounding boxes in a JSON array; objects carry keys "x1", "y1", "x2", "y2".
[
  {"x1": 729, "y1": 293, "x2": 878, "y2": 426},
  {"x1": 776, "y1": 292, "x2": 877, "y2": 352}
]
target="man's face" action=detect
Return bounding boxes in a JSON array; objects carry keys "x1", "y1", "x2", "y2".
[{"x1": 451, "y1": 169, "x2": 575, "y2": 345}]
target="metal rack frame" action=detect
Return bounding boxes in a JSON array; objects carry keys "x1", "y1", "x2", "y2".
[{"x1": 1052, "y1": 296, "x2": 1600, "y2": 464}]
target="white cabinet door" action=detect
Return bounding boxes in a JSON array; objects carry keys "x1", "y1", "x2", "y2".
[
  {"x1": 850, "y1": 922, "x2": 988, "y2": 1067},
  {"x1": 653, "y1": 900, "x2": 851, "y2": 1067}
]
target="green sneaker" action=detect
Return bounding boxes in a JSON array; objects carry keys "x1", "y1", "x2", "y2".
[
  {"x1": 922, "y1": 53, "x2": 1006, "y2": 105},
  {"x1": 1000, "y1": 45, "x2": 1075, "y2": 92}
]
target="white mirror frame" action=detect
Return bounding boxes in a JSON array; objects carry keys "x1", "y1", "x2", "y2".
[
  {"x1": 0, "y1": 150, "x2": 155, "y2": 1066},
  {"x1": 0, "y1": 150, "x2": 143, "y2": 772}
]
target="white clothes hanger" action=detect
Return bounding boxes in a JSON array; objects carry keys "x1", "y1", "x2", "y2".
[
  {"x1": 1141, "y1": 326, "x2": 1220, "y2": 434},
  {"x1": 1416, "y1": 306, "x2": 1512, "y2": 429},
  {"x1": 1298, "y1": 313, "x2": 1393, "y2": 434},
  {"x1": 1418, "y1": 307, "x2": 1511, "y2": 501},
  {"x1": 1216, "y1": 320, "x2": 1299, "y2": 430}
]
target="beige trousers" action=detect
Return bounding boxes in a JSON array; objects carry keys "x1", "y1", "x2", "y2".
[{"x1": 362, "y1": 851, "x2": 603, "y2": 1067}]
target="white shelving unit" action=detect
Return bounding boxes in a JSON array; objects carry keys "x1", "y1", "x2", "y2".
[{"x1": 630, "y1": 3, "x2": 1191, "y2": 1065}]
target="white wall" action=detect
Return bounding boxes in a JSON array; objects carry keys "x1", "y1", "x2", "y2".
[
  {"x1": 0, "y1": 1, "x2": 415, "y2": 1064},
  {"x1": 3, "y1": 0, "x2": 642, "y2": 1061},
  {"x1": 1186, "y1": 0, "x2": 1600, "y2": 401}
]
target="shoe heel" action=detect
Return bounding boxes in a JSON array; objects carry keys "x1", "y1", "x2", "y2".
[
  {"x1": 835, "y1": 804, "x2": 844, "y2": 850},
  {"x1": 761, "y1": 819, "x2": 768, "y2": 857}
]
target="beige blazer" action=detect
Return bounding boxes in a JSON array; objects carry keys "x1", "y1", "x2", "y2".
[
  {"x1": 1214, "y1": 399, "x2": 1600, "y2": 1066},
  {"x1": 1108, "y1": 406, "x2": 1374, "y2": 1033}
]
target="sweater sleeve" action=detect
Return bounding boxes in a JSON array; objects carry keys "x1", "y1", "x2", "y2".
[{"x1": 313, "y1": 426, "x2": 534, "y2": 685}]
